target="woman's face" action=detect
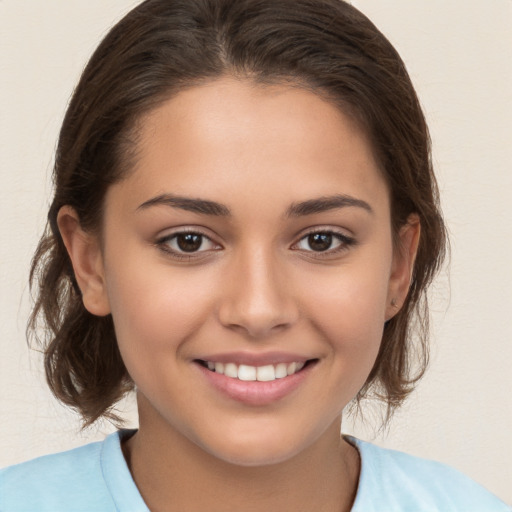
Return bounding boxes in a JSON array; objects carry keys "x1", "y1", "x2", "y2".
[{"x1": 89, "y1": 77, "x2": 414, "y2": 465}]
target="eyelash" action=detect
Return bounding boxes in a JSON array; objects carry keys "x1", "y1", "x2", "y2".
[
  {"x1": 155, "y1": 228, "x2": 356, "y2": 261},
  {"x1": 155, "y1": 228, "x2": 219, "y2": 261},
  {"x1": 291, "y1": 229, "x2": 356, "y2": 257}
]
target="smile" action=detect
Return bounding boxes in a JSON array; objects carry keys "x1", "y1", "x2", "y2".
[
  {"x1": 201, "y1": 361, "x2": 306, "y2": 381},
  {"x1": 195, "y1": 357, "x2": 317, "y2": 405}
]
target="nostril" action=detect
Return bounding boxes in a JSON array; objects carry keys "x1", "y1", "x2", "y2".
[{"x1": 216, "y1": 280, "x2": 299, "y2": 338}]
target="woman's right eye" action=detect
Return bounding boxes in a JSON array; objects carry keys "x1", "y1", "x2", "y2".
[{"x1": 156, "y1": 231, "x2": 221, "y2": 258}]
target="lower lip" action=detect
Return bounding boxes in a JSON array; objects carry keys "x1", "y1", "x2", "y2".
[{"x1": 195, "y1": 362, "x2": 315, "y2": 406}]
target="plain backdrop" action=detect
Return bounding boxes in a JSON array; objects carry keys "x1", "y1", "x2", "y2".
[{"x1": 1, "y1": 0, "x2": 511, "y2": 505}]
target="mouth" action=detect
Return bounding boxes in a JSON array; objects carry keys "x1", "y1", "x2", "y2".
[{"x1": 195, "y1": 359, "x2": 317, "y2": 382}]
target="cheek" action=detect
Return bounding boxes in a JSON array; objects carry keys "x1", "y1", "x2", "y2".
[
  {"x1": 299, "y1": 257, "x2": 391, "y2": 376},
  {"x1": 104, "y1": 256, "x2": 218, "y2": 357},
  {"x1": 304, "y1": 260, "x2": 389, "y2": 334},
  {"x1": 104, "y1": 262, "x2": 220, "y2": 415}
]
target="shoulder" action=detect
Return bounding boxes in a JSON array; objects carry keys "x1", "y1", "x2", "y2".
[
  {"x1": 0, "y1": 430, "x2": 145, "y2": 512},
  {"x1": 348, "y1": 436, "x2": 511, "y2": 512}
]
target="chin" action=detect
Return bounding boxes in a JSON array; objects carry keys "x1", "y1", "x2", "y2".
[
  {"x1": 206, "y1": 438, "x2": 302, "y2": 467},
  {"x1": 193, "y1": 419, "x2": 321, "y2": 468}
]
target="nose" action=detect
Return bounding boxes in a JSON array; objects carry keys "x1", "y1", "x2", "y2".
[{"x1": 217, "y1": 247, "x2": 299, "y2": 339}]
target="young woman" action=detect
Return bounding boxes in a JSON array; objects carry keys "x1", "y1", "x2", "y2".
[{"x1": 1, "y1": 0, "x2": 509, "y2": 510}]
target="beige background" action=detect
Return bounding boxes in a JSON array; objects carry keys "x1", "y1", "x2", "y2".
[{"x1": 1, "y1": 0, "x2": 511, "y2": 505}]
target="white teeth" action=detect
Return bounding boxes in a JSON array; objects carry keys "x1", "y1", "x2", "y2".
[
  {"x1": 256, "y1": 365, "x2": 275, "y2": 382},
  {"x1": 275, "y1": 363, "x2": 288, "y2": 379},
  {"x1": 224, "y1": 363, "x2": 238, "y2": 378},
  {"x1": 287, "y1": 362, "x2": 297, "y2": 375},
  {"x1": 238, "y1": 364, "x2": 257, "y2": 381},
  {"x1": 205, "y1": 360, "x2": 307, "y2": 381}
]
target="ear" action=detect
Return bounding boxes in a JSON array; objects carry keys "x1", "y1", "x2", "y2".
[
  {"x1": 385, "y1": 214, "x2": 421, "y2": 321},
  {"x1": 57, "y1": 206, "x2": 111, "y2": 316}
]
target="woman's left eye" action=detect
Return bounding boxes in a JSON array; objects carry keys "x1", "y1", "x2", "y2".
[
  {"x1": 293, "y1": 231, "x2": 355, "y2": 254},
  {"x1": 157, "y1": 232, "x2": 220, "y2": 256}
]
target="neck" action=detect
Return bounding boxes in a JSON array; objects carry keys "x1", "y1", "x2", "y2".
[{"x1": 123, "y1": 395, "x2": 360, "y2": 512}]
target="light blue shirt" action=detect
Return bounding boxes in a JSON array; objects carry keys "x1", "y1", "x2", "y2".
[{"x1": 1, "y1": 430, "x2": 509, "y2": 511}]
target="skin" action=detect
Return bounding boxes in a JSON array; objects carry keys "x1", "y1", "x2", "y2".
[{"x1": 58, "y1": 77, "x2": 419, "y2": 511}]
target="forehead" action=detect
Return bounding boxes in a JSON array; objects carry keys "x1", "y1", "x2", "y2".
[{"x1": 110, "y1": 77, "x2": 389, "y2": 217}]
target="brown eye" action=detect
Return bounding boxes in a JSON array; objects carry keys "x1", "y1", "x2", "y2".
[
  {"x1": 158, "y1": 231, "x2": 220, "y2": 256},
  {"x1": 293, "y1": 230, "x2": 355, "y2": 255},
  {"x1": 307, "y1": 233, "x2": 333, "y2": 252},
  {"x1": 176, "y1": 233, "x2": 203, "y2": 252}
]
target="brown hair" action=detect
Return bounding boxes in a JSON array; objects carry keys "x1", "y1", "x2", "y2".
[{"x1": 29, "y1": 0, "x2": 446, "y2": 426}]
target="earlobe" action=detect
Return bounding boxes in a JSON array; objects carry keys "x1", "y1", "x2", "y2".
[
  {"x1": 386, "y1": 214, "x2": 421, "y2": 321},
  {"x1": 57, "y1": 206, "x2": 111, "y2": 316}
]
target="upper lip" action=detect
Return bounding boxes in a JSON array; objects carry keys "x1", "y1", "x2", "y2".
[{"x1": 194, "y1": 351, "x2": 316, "y2": 366}]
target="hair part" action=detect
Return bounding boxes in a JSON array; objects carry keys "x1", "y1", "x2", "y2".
[{"x1": 29, "y1": 0, "x2": 446, "y2": 426}]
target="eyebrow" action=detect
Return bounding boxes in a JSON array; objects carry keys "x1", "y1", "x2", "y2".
[
  {"x1": 137, "y1": 194, "x2": 231, "y2": 216},
  {"x1": 136, "y1": 193, "x2": 373, "y2": 217},
  {"x1": 286, "y1": 194, "x2": 373, "y2": 217}
]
